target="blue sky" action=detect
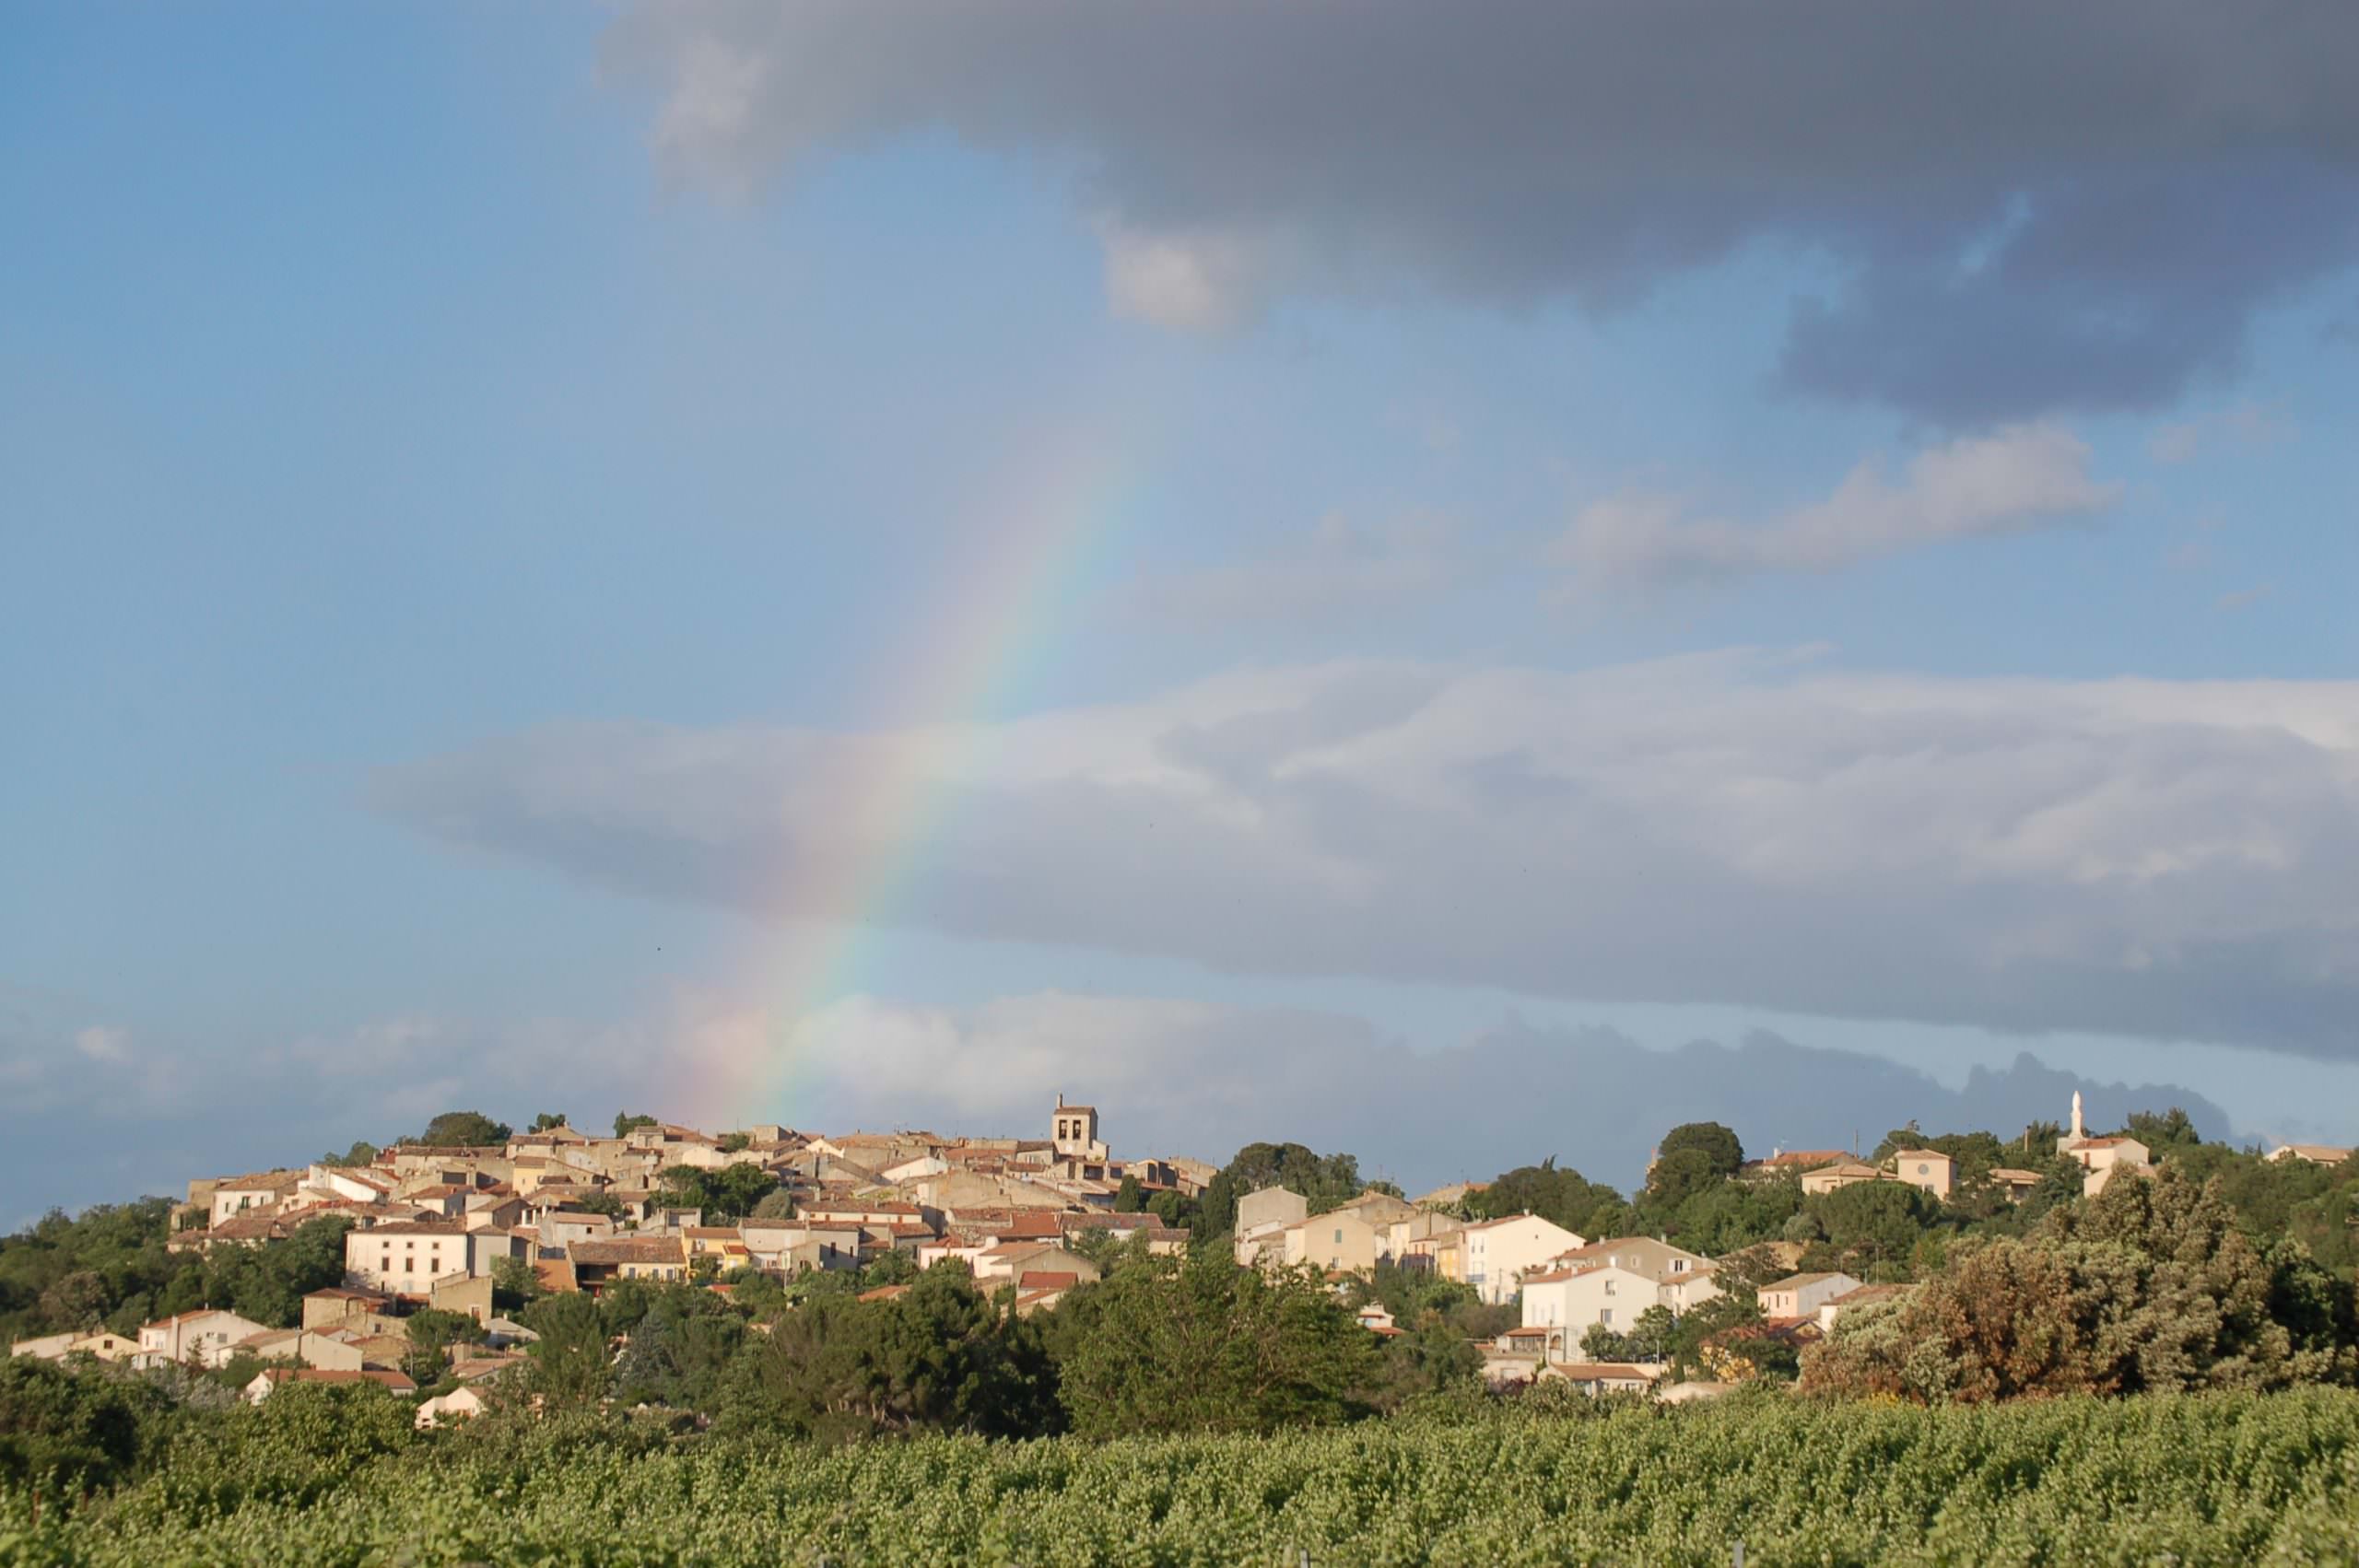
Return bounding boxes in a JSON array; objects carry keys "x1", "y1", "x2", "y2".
[{"x1": 6, "y1": 3, "x2": 2359, "y2": 1218}]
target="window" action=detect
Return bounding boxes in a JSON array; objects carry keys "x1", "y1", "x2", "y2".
[
  {"x1": 1603, "y1": 1279, "x2": 1615, "y2": 1294},
  {"x1": 1333, "y1": 1228, "x2": 1344, "y2": 1245},
  {"x1": 1600, "y1": 1308, "x2": 1614, "y2": 1326},
  {"x1": 1918, "y1": 1164, "x2": 1931, "y2": 1176}
]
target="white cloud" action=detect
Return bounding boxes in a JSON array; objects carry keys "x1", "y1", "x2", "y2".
[
  {"x1": 1096, "y1": 217, "x2": 1281, "y2": 332},
  {"x1": 373, "y1": 650, "x2": 2359, "y2": 1059},
  {"x1": 1552, "y1": 426, "x2": 2116, "y2": 590},
  {"x1": 75, "y1": 1025, "x2": 130, "y2": 1064}
]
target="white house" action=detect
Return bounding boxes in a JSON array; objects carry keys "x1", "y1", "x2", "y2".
[
  {"x1": 2056, "y1": 1092, "x2": 2154, "y2": 1196},
  {"x1": 343, "y1": 1223, "x2": 525, "y2": 1297},
  {"x1": 1459, "y1": 1214, "x2": 1587, "y2": 1305},
  {"x1": 136, "y1": 1307, "x2": 271, "y2": 1369},
  {"x1": 1517, "y1": 1237, "x2": 1719, "y2": 1358}
]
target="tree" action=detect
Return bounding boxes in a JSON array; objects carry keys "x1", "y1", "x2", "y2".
[
  {"x1": 612, "y1": 1285, "x2": 745, "y2": 1411},
  {"x1": 657, "y1": 1163, "x2": 780, "y2": 1223},
  {"x1": 1056, "y1": 1253, "x2": 1373, "y2": 1436},
  {"x1": 1112, "y1": 1175, "x2": 1144, "y2": 1213},
  {"x1": 749, "y1": 1188, "x2": 797, "y2": 1221},
  {"x1": 411, "y1": 1111, "x2": 511, "y2": 1148},
  {"x1": 490, "y1": 1254, "x2": 544, "y2": 1314},
  {"x1": 522, "y1": 1292, "x2": 611, "y2": 1410},
  {"x1": 0, "y1": 1356, "x2": 170, "y2": 1495},
  {"x1": 615, "y1": 1112, "x2": 659, "y2": 1139},
  {"x1": 319, "y1": 1141, "x2": 379, "y2": 1166},
  {"x1": 1658, "y1": 1122, "x2": 1745, "y2": 1177},
  {"x1": 1625, "y1": 1305, "x2": 1678, "y2": 1363},
  {"x1": 1198, "y1": 1143, "x2": 1372, "y2": 1237},
  {"x1": 402, "y1": 1307, "x2": 485, "y2": 1386},
  {"x1": 1579, "y1": 1323, "x2": 1628, "y2": 1362},
  {"x1": 1466, "y1": 1159, "x2": 1625, "y2": 1236},
  {"x1": 718, "y1": 1132, "x2": 751, "y2": 1153},
  {"x1": 862, "y1": 1249, "x2": 918, "y2": 1288},
  {"x1": 529, "y1": 1112, "x2": 569, "y2": 1133},
  {"x1": 1641, "y1": 1148, "x2": 1725, "y2": 1212},
  {"x1": 1806, "y1": 1181, "x2": 1940, "y2": 1278},
  {"x1": 1802, "y1": 1168, "x2": 2353, "y2": 1402},
  {"x1": 2123, "y1": 1107, "x2": 2203, "y2": 1153},
  {"x1": 731, "y1": 1265, "x2": 1055, "y2": 1441}
]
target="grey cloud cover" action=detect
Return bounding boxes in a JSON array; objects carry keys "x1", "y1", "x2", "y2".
[
  {"x1": 776, "y1": 992, "x2": 2235, "y2": 1191},
  {"x1": 605, "y1": 1, "x2": 2359, "y2": 422},
  {"x1": 371, "y1": 654, "x2": 2359, "y2": 1059},
  {"x1": 0, "y1": 979, "x2": 2235, "y2": 1215}
]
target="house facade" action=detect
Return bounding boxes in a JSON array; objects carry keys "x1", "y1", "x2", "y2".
[{"x1": 1459, "y1": 1214, "x2": 1587, "y2": 1305}]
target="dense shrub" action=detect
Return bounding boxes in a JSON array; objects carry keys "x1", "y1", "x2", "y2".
[{"x1": 6, "y1": 1387, "x2": 2359, "y2": 1564}]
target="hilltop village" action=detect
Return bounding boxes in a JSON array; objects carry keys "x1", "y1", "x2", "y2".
[{"x1": 18, "y1": 1086, "x2": 2340, "y2": 1425}]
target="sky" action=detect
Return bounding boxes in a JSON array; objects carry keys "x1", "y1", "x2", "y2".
[{"x1": 6, "y1": 2, "x2": 2359, "y2": 1220}]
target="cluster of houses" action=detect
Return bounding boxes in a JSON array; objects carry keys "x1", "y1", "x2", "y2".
[{"x1": 15, "y1": 1094, "x2": 2341, "y2": 1411}]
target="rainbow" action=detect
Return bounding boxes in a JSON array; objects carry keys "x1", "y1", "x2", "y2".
[{"x1": 705, "y1": 424, "x2": 1151, "y2": 1125}]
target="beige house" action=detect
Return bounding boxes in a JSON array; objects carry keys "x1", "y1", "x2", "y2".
[
  {"x1": 244, "y1": 1367, "x2": 416, "y2": 1403},
  {"x1": 1816, "y1": 1282, "x2": 1912, "y2": 1332},
  {"x1": 1799, "y1": 1161, "x2": 1885, "y2": 1197},
  {"x1": 2266, "y1": 1143, "x2": 2353, "y2": 1168},
  {"x1": 415, "y1": 1386, "x2": 490, "y2": 1428},
  {"x1": 1887, "y1": 1151, "x2": 1954, "y2": 1199},
  {"x1": 569, "y1": 1235, "x2": 689, "y2": 1287},
  {"x1": 1538, "y1": 1361, "x2": 1663, "y2": 1396},
  {"x1": 1459, "y1": 1214, "x2": 1587, "y2": 1305},
  {"x1": 1233, "y1": 1186, "x2": 1310, "y2": 1266},
  {"x1": 1758, "y1": 1270, "x2": 1863, "y2": 1320},
  {"x1": 2056, "y1": 1093, "x2": 2153, "y2": 1196},
  {"x1": 1411, "y1": 1180, "x2": 1486, "y2": 1210},
  {"x1": 207, "y1": 1170, "x2": 303, "y2": 1224},
  {"x1": 1381, "y1": 1211, "x2": 1462, "y2": 1269},
  {"x1": 1985, "y1": 1166, "x2": 2047, "y2": 1202},
  {"x1": 1517, "y1": 1238, "x2": 1719, "y2": 1357},
  {"x1": 9, "y1": 1332, "x2": 77, "y2": 1361},
  {"x1": 1276, "y1": 1206, "x2": 1385, "y2": 1274}
]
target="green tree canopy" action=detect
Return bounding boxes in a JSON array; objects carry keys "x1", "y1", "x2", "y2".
[
  {"x1": 521, "y1": 1292, "x2": 611, "y2": 1410},
  {"x1": 1054, "y1": 1252, "x2": 1373, "y2": 1437},
  {"x1": 409, "y1": 1111, "x2": 511, "y2": 1148},
  {"x1": 1199, "y1": 1143, "x2": 1370, "y2": 1236},
  {"x1": 1657, "y1": 1122, "x2": 1745, "y2": 1178},
  {"x1": 1465, "y1": 1159, "x2": 1624, "y2": 1236}
]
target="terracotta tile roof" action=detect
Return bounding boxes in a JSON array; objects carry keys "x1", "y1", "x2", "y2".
[
  {"x1": 1765, "y1": 1272, "x2": 1851, "y2": 1291},
  {"x1": 1755, "y1": 1150, "x2": 1851, "y2": 1168},
  {"x1": 571, "y1": 1237, "x2": 687, "y2": 1266},
  {"x1": 1017, "y1": 1270, "x2": 1079, "y2": 1292},
  {"x1": 258, "y1": 1368, "x2": 417, "y2": 1394}
]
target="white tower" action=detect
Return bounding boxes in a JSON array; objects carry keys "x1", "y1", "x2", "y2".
[{"x1": 2070, "y1": 1091, "x2": 2084, "y2": 1141}]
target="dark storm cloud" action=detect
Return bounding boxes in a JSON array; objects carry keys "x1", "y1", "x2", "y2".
[{"x1": 606, "y1": 0, "x2": 2359, "y2": 422}]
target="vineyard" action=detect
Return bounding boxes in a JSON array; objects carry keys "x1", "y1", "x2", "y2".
[{"x1": 7, "y1": 1386, "x2": 2359, "y2": 1566}]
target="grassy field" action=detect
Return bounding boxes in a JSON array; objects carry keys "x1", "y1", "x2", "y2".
[{"x1": 6, "y1": 1386, "x2": 2359, "y2": 1566}]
